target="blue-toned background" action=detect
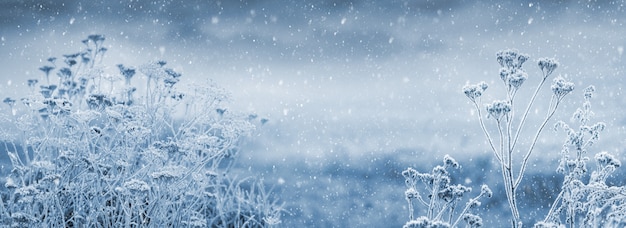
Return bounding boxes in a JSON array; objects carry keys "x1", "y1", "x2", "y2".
[{"x1": 1, "y1": 0, "x2": 625, "y2": 226}]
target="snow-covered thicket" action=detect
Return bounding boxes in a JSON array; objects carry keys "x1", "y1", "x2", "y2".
[
  {"x1": 0, "y1": 35, "x2": 282, "y2": 227},
  {"x1": 537, "y1": 85, "x2": 626, "y2": 227},
  {"x1": 402, "y1": 155, "x2": 492, "y2": 228}
]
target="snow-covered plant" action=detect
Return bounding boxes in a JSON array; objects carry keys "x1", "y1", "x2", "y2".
[
  {"x1": 402, "y1": 155, "x2": 492, "y2": 228},
  {"x1": 0, "y1": 35, "x2": 281, "y2": 227},
  {"x1": 463, "y1": 49, "x2": 572, "y2": 227},
  {"x1": 537, "y1": 86, "x2": 626, "y2": 228}
]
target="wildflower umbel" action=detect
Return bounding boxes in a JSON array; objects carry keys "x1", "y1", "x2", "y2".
[
  {"x1": 496, "y1": 49, "x2": 529, "y2": 69},
  {"x1": 479, "y1": 185, "x2": 493, "y2": 198},
  {"x1": 595, "y1": 151, "x2": 620, "y2": 168},
  {"x1": 117, "y1": 64, "x2": 136, "y2": 85},
  {"x1": 462, "y1": 81, "x2": 488, "y2": 102},
  {"x1": 485, "y1": 100, "x2": 511, "y2": 121},
  {"x1": 443, "y1": 154, "x2": 459, "y2": 168},
  {"x1": 507, "y1": 70, "x2": 528, "y2": 89},
  {"x1": 463, "y1": 214, "x2": 483, "y2": 228},
  {"x1": 538, "y1": 58, "x2": 559, "y2": 77},
  {"x1": 551, "y1": 76, "x2": 575, "y2": 99},
  {"x1": 3, "y1": 97, "x2": 16, "y2": 107}
]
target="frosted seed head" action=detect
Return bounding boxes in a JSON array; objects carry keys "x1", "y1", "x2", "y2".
[
  {"x1": 452, "y1": 184, "x2": 471, "y2": 197},
  {"x1": 439, "y1": 176, "x2": 451, "y2": 188},
  {"x1": 480, "y1": 185, "x2": 493, "y2": 198},
  {"x1": 438, "y1": 187, "x2": 454, "y2": 202},
  {"x1": 496, "y1": 51, "x2": 506, "y2": 67},
  {"x1": 479, "y1": 81, "x2": 488, "y2": 90},
  {"x1": 554, "y1": 120, "x2": 569, "y2": 132},
  {"x1": 165, "y1": 68, "x2": 182, "y2": 78},
  {"x1": 164, "y1": 77, "x2": 180, "y2": 88},
  {"x1": 3, "y1": 97, "x2": 15, "y2": 107},
  {"x1": 403, "y1": 167, "x2": 419, "y2": 187},
  {"x1": 87, "y1": 34, "x2": 105, "y2": 43},
  {"x1": 538, "y1": 58, "x2": 559, "y2": 77},
  {"x1": 572, "y1": 108, "x2": 585, "y2": 124},
  {"x1": 39, "y1": 66, "x2": 55, "y2": 75},
  {"x1": 402, "y1": 167, "x2": 418, "y2": 179},
  {"x1": 462, "y1": 86, "x2": 480, "y2": 101},
  {"x1": 468, "y1": 199, "x2": 482, "y2": 208},
  {"x1": 117, "y1": 64, "x2": 136, "y2": 81},
  {"x1": 433, "y1": 165, "x2": 447, "y2": 175},
  {"x1": 405, "y1": 187, "x2": 419, "y2": 200},
  {"x1": 443, "y1": 154, "x2": 459, "y2": 169},
  {"x1": 583, "y1": 85, "x2": 595, "y2": 99},
  {"x1": 591, "y1": 122, "x2": 606, "y2": 133},
  {"x1": 551, "y1": 76, "x2": 575, "y2": 98},
  {"x1": 463, "y1": 82, "x2": 488, "y2": 102},
  {"x1": 517, "y1": 53, "x2": 529, "y2": 66},
  {"x1": 27, "y1": 79, "x2": 38, "y2": 87},
  {"x1": 418, "y1": 173, "x2": 435, "y2": 185},
  {"x1": 57, "y1": 67, "x2": 72, "y2": 79},
  {"x1": 20, "y1": 97, "x2": 32, "y2": 108},
  {"x1": 500, "y1": 68, "x2": 510, "y2": 82},
  {"x1": 463, "y1": 213, "x2": 483, "y2": 227},
  {"x1": 595, "y1": 151, "x2": 621, "y2": 168},
  {"x1": 496, "y1": 49, "x2": 519, "y2": 68},
  {"x1": 486, "y1": 100, "x2": 511, "y2": 120},
  {"x1": 508, "y1": 70, "x2": 528, "y2": 89},
  {"x1": 496, "y1": 49, "x2": 529, "y2": 69}
]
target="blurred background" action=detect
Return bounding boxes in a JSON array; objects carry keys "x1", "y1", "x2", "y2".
[{"x1": 1, "y1": 0, "x2": 625, "y2": 226}]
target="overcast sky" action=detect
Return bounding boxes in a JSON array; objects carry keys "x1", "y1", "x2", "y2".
[{"x1": 1, "y1": 1, "x2": 625, "y2": 160}]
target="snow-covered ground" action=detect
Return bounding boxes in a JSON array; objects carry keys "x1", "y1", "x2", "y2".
[{"x1": 1, "y1": 0, "x2": 625, "y2": 226}]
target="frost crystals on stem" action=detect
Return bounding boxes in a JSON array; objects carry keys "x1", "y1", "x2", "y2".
[{"x1": 463, "y1": 49, "x2": 571, "y2": 228}]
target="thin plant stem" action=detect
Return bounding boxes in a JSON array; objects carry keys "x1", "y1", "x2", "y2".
[
  {"x1": 407, "y1": 198, "x2": 414, "y2": 220},
  {"x1": 514, "y1": 95, "x2": 561, "y2": 188},
  {"x1": 473, "y1": 101, "x2": 505, "y2": 166},
  {"x1": 511, "y1": 74, "x2": 549, "y2": 152}
]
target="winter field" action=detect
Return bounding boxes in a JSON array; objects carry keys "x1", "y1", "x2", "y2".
[{"x1": 1, "y1": 1, "x2": 626, "y2": 227}]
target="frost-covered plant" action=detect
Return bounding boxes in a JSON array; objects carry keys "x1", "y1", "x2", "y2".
[
  {"x1": 538, "y1": 86, "x2": 626, "y2": 228},
  {"x1": 0, "y1": 35, "x2": 281, "y2": 227},
  {"x1": 463, "y1": 49, "x2": 572, "y2": 227},
  {"x1": 402, "y1": 155, "x2": 492, "y2": 228}
]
